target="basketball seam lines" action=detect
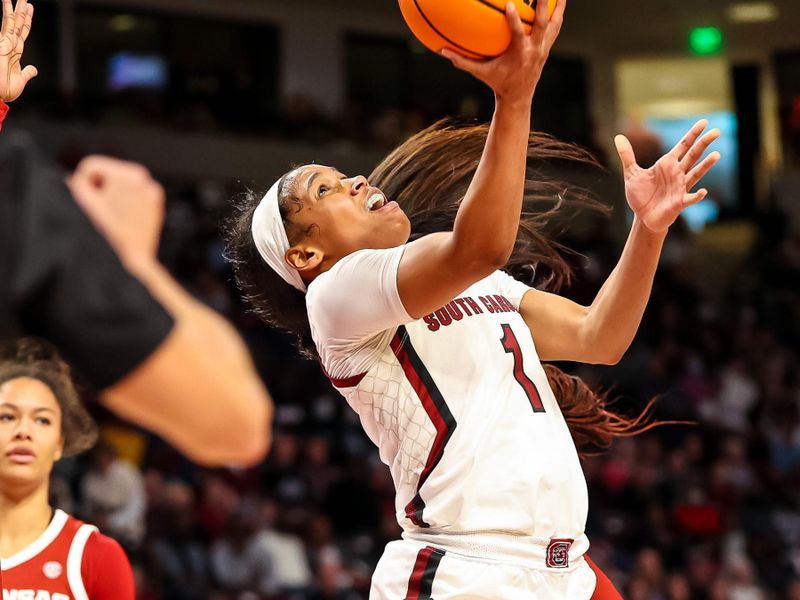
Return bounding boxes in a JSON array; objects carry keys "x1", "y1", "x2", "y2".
[
  {"x1": 473, "y1": 0, "x2": 536, "y2": 26},
  {"x1": 412, "y1": 0, "x2": 492, "y2": 59}
]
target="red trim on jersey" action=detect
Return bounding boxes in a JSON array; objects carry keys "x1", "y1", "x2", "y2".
[
  {"x1": 82, "y1": 531, "x2": 135, "y2": 600},
  {"x1": 326, "y1": 370, "x2": 367, "y2": 388},
  {"x1": 318, "y1": 359, "x2": 367, "y2": 388},
  {"x1": 391, "y1": 326, "x2": 456, "y2": 528},
  {"x1": 0, "y1": 510, "x2": 134, "y2": 600},
  {"x1": 404, "y1": 546, "x2": 445, "y2": 600},
  {"x1": 0, "y1": 101, "x2": 9, "y2": 131},
  {"x1": 587, "y1": 556, "x2": 624, "y2": 600}
]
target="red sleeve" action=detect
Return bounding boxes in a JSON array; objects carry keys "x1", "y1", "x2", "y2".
[
  {"x1": 586, "y1": 556, "x2": 624, "y2": 600},
  {"x1": 0, "y1": 101, "x2": 8, "y2": 131},
  {"x1": 81, "y1": 531, "x2": 135, "y2": 600}
]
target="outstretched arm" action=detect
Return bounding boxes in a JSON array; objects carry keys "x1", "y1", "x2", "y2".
[
  {"x1": 68, "y1": 157, "x2": 273, "y2": 466},
  {"x1": 398, "y1": 0, "x2": 564, "y2": 318},
  {"x1": 520, "y1": 120, "x2": 721, "y2": 364}
]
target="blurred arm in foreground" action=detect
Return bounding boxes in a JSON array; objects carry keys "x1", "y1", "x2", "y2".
[
  {"x1": 67, "y1": 156, "x2": 274, "y2": 466},
  {"x1": 0, "y1": 134, "x2": 272, "y2": 466}
]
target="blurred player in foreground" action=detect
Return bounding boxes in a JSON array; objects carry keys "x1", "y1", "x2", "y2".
[
  {"x1": 0, "y1": 339, "x2": 135, "y2": 600},
  {"x1": 227, "y1": 0, "x2": 720, "y2": 596},
  {"x1": 0, "y1": 0, "x2": 272, "y2": 466}
]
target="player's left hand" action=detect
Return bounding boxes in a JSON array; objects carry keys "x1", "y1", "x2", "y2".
[
  {"x1": 0, "y1": 0, "x2": 37, "y2": 103},
  {"x1": 615, "y1": 119, "x2": 721, "y2": 234}
]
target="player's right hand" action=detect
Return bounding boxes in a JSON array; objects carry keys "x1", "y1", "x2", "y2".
[
  {"x1": 441, "y1": 0, "x2": 565, "y2": 107},
  {"x1": 0, "y1": 0, "x2": 37, "y2": 103},
  {"x1": 67, "y1": 156, "x2": 167, "y2": 265}
]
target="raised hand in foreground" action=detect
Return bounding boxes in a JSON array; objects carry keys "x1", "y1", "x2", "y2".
[{"x1": 0, "y1": 0, "x2": 37, "y2": 103}]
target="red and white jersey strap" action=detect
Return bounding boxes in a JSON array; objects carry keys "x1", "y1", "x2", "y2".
[
  {"x1": 1, "y1": 510, "x2": 97, "y2": 600},
  {"x1": 0, "y1": 510, "x2": 70, "y2": 570},
  {"x1": 66, "y1": 524, "x2": 98, "y2": 600}
]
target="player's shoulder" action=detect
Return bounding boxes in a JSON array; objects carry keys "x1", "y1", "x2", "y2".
[
  {"x1": 42, "y1": 509, "x2": 86, "y2": 542},
  {"x1": 80, "y1": 529, "x2": 134, "y2": 599},
  {"x1": 83, "y1": 529, "x2": 127, "y2": 562},
  {"x1": 61, "y1": 511, "x2": 86, "y2": 527},
  {"x1": 307, "y1": 245, "x2": 406, "y2": 302}
]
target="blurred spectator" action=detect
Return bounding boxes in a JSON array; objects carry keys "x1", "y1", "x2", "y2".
[
  {"x1": 247, "y1": 499, "x2": 313, "y2": 595},
  {"x1": 147, "y1": 480, "x2": 209, "y2": 600},
  {"x1": 727, "y1": 556, "x2": 766, "y2": 600},
  {"x1": 209, "y1": 510, "x2": 259, "y2": 593},
  {"x1": 81, "y1": 438, "x2": 147, "y2": 549}
]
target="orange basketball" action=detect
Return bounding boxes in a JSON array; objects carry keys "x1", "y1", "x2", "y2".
[{"x1": 399, "y1": 0, "x2": 558, "y2": 59}]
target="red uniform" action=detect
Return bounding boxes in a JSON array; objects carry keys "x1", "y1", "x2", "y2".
[
  {"x1": 1, "y1": 509, "x2": 135, "y2": 600},
  {"x1": 0, "y1": 101, "x2": 7, "y2": 131}
]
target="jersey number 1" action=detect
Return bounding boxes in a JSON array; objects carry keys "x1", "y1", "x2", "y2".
[{"x1": 500, "y1": 324, "x2": 546, "y2": 413}]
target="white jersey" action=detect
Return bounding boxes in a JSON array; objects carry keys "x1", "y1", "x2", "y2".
[{"x1": 307, "y1": 246, "x2": 590, "y2": 568}]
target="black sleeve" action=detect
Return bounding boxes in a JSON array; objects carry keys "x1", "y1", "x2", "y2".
[{"x1": 0, "y1": 130, "x2": 175, "y2": 388}]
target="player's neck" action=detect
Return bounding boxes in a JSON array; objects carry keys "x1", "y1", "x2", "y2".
[{"x1": 0, "y1": 484, "x2": 53, "y2": 559}]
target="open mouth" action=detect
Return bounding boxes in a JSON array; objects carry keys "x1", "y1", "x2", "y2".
[{"x1": 366, "y1": 192, "x2": 387, "y2": 212}]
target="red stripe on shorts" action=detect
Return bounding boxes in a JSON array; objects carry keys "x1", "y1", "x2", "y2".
[{"x1": 405, "y1": 546, "x2": 445, "y2": 600}]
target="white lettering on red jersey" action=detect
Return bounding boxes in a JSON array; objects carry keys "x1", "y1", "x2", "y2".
[
  {"x1": 307, "y1": 248, "x2": 590, "y2": 566},
  {"x1": 1, "y1": 510, "x2": 133, "y2": 600}
]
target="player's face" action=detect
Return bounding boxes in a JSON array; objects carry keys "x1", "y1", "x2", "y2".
[
  {"x1": 0, "y1": 378, "x2": 64, "y2": 492},
  {"x1": 285, "y1": 165, "x2": 411, "y2": 264}
]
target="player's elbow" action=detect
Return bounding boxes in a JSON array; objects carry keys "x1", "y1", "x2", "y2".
[
  {"x1": 578, "y1": 317, "x2": 629, "y2": 366},
  {"x1": 586, "y1": 345, "x2": 626, "y2": 366},
  {"x1": 480, "y1": 236, "x2": 515, "y2": 269},
  {"x1": 226, "y1": 429, "x2": 271, "y2": 467},
  {"x1": 487, "y1": 245, "x2": 514, "y2": 270},
  {"x1": 236, "y1": 400, "x2": 273, "y2": 465},
  {"x1": 181, "y1": 387, "x2": 273, "y2": 467},
  {"x1": 451, "y1": 228, "x2": 514, "y2": 272},
  {"x1": 216, "y1": 389, "x2": 273, "y2": 466},
  {"x1": 598, "y1": 350, "x2": 625, "y2": 366},
  {"x1": 456, "y1": 242, "x2": 512, "y2": 278}
]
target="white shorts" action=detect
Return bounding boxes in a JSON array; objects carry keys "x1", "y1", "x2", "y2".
[{"x1": 370, "y1": 539, "x2": 598, "y2": 600}]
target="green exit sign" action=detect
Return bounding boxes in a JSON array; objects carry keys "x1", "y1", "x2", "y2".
[{"x1": 690, "y1": 27, "x2": 723, "y2": 55}]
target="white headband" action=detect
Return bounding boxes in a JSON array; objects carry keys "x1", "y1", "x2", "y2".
[{"x1": 251, "y1": 178, "x2": 307, "y2": 293}]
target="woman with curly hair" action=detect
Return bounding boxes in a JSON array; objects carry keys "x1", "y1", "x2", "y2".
[{"x1": 0, "y1": 339, "x2": 135, "y2": 600}]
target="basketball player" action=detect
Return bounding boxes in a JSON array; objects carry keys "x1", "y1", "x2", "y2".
[
  {"x1": 0, "y1": 339, "x2": 134, "y2": 600},
  {"x1": 226, "y1": 0, "x2": 720, "y2": 597}
]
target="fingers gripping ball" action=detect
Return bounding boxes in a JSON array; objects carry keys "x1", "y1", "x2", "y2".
[{"x1": 399, "y1": 0, "x2": 558, "y2": 59}]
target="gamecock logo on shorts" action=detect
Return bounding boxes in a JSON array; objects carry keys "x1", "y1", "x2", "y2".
[{"x1": 545, "y1": 538, "x2": 573, "y2": 569}]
